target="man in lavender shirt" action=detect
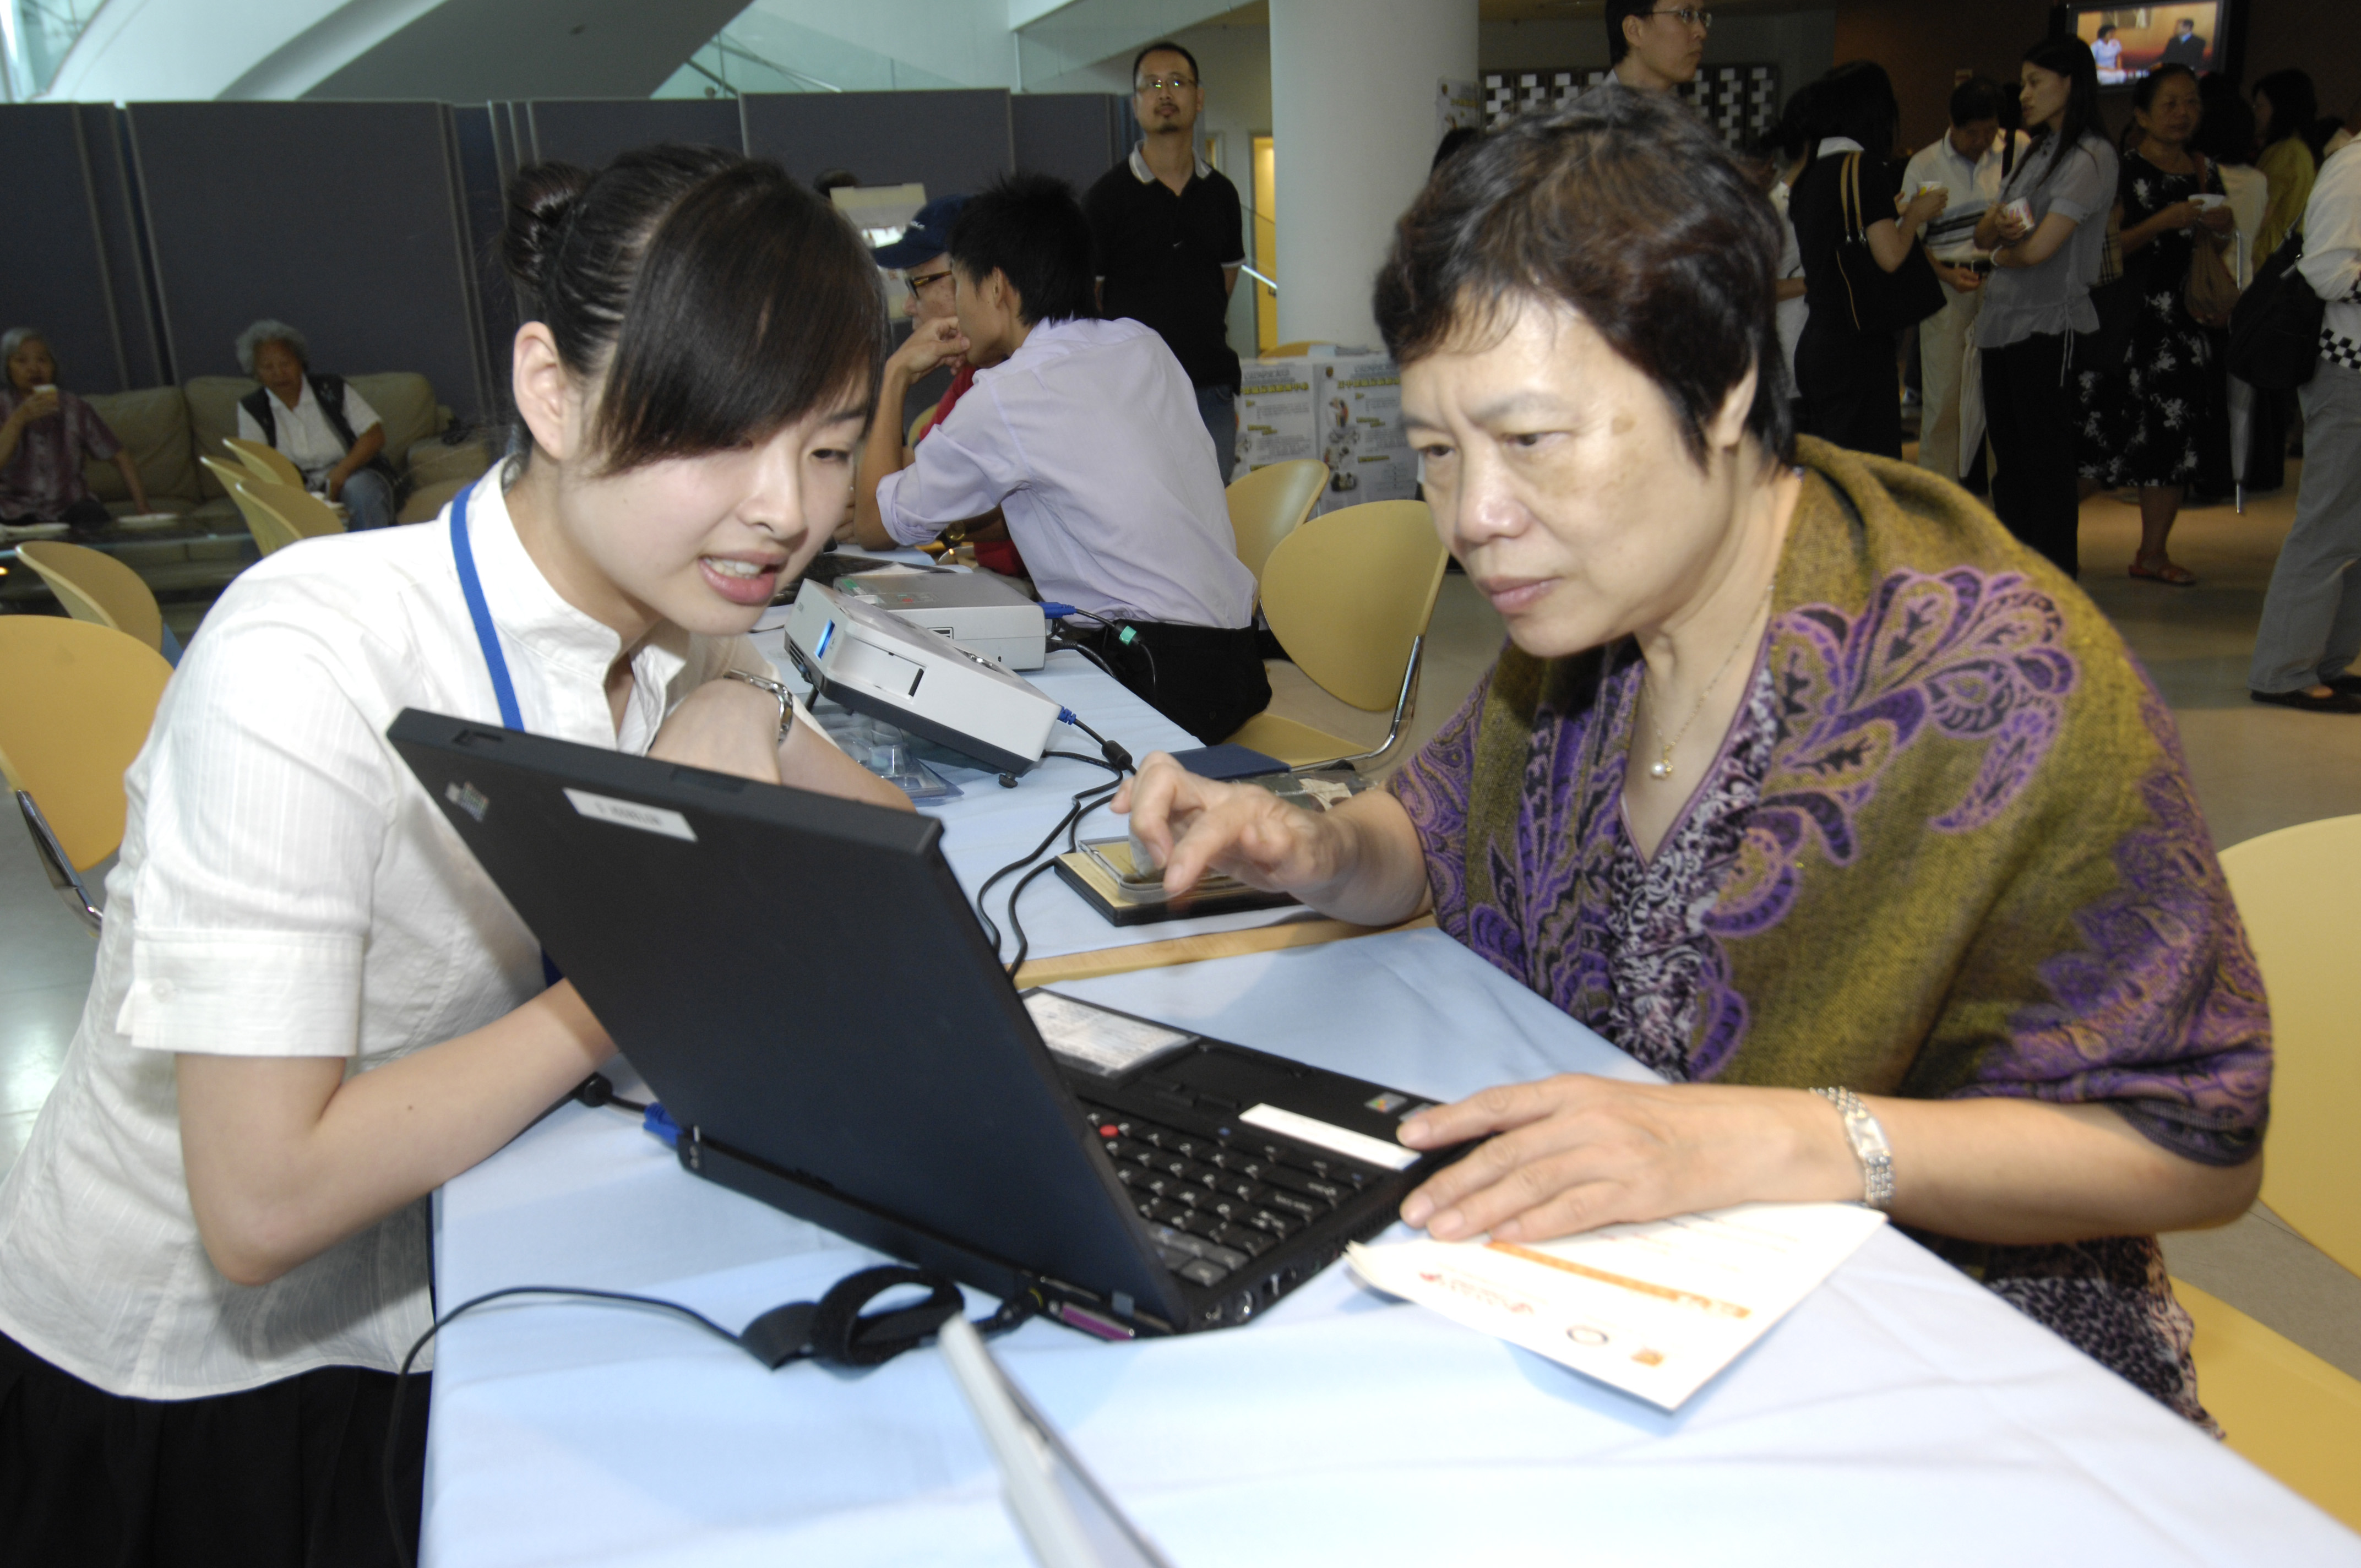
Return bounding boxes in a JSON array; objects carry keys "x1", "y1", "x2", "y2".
[{"x1": 852, "y1": 173, "x2": 1267, "y2": 743}]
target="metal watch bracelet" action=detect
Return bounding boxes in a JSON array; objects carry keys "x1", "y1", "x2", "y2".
[
  {"x1": 721, "y1": 668, "x2": 796, "y2": 746},
  {"x1": 1811, "y1": 1086, "x2": 1894, "y2": 1211}
]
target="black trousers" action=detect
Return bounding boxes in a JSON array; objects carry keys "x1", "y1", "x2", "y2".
[
  {"x1": 1072, "y1": 619, "x2": 1271, "y2": 745},
  {"x1": 0, "y1": 1329, "x2": 429, "y2": 1568},
  {"x1": 1796, "y1": 318, "x2": 1903, "y2": 460},
  {"x1": 1981, "y1": 331, "x2": 2082, "y2": 578}
]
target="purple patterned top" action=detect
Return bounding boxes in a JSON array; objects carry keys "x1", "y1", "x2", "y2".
[{"x1": 0, "y1": 388, "x2": 120, "y2": 521}]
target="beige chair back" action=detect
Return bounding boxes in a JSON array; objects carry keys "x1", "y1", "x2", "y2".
[
  {"x1": 216, "y1": 472, "x2": 304, "y2": 556},
  {"x1": 2217, "y1": 814, "x2": 2361, "y2": 1277},
  {"x1": 0, "y1": 618, "x2": 173, "y2": 870},
  {"x1": 1258, "y1": 500, "x2": 1446, "y2": 711},
  {"x1": 2175, "y1": 1278, "x2": 2361, "y2": 1531},
  {"x1": 14, "y1": 541, "x2": 166, "y2": 654},
  {"x1": 1224, "y1": 460, "x2": 1329, "y2": 583},
  {"x1": 243, "y1": 478, "x2": 346, "y2": 544},
  {"x1": 225, "y1": 436, "x2": 304, "y2": 490}
]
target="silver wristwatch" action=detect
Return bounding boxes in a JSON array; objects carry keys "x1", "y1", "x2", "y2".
[
  {"x1": 721, "y1": 668, "x2": 797, "y2": 746},
  {"x1": 1811, "y1": 1087, "x2": 1894, "y2": 1211}
]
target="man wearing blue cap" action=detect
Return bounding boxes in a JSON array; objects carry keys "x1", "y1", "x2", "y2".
[{"x1": 870, "y1": 194, "x2": 1024, "y2": 578}]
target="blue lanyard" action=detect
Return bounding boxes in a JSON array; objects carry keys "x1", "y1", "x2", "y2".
[
  {"x1": 449, "y1": 480, "x2": 524, "y2": 731},
  {"x1": 448, "y1": 481, "x2": 562, "y2": 989}
]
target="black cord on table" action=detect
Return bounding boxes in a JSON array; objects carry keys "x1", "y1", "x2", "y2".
[
  {"x1": 973, "y1": 780, "x2": 1121, "y2": 969},
  {"x1": 381, "y1": 1277, "x2": 1042, "y2": 1567},
  {"x1": 1049, "y1": 632, "x2": 1122, "y2": 686},
  {"x1": 382, "y1": 1286, "x2": 744, "y2": 1568}
]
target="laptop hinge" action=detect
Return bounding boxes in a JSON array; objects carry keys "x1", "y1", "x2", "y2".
[{"x1": 684, "y1": 1129, "x2": 1187, "y2": 1332}]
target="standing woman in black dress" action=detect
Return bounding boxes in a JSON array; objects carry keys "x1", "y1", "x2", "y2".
[
  {"x1": 1788, "y1": 62, "x2": 1949, "y2": 458},
  {"x1": 2075, "y1": 63, "x2": 2236, "y2": 585}
]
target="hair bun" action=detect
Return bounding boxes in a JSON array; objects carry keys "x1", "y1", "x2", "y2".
[{"x1": 503, "y1": 162, "x2": 594, "y2": 296}]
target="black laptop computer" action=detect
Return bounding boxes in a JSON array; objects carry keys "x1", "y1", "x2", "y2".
[{"x1": 390, "y1": 710, "x2": 1464, "y2": 1340}]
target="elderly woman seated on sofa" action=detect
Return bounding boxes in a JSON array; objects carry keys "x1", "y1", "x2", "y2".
[
  {"x1": 232, "y1": 319, "x2": 398, "y2": 531},
  {"x1": 1, "y1": 326, "x2": 151, "y2": 533}
]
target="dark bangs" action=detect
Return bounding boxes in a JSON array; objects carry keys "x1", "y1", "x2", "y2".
[
  {"x1": 1374, "y1": 89, "x2": 1793, "y2": 470},
  {"x1": 592, "y1": 163, "x2": 886, "y2": 472}
]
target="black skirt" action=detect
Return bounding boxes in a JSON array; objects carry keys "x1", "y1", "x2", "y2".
[{"x1": 0, "y1": 1330, "x2": 429, "y2": 1568}]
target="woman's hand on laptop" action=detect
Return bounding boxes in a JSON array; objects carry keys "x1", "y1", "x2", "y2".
[{"x1": 1114, "y1": 753, "x2": 1429, "y2": 926}]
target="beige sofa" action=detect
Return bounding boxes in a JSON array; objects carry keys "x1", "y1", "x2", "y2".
[{"x1": 70, "y1": 374, "x2": 493, "y2": 592}]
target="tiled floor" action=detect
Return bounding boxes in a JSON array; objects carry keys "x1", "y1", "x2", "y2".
[{"x1": 2, "y1": 472, "x2": 2355, "y2": 1379}]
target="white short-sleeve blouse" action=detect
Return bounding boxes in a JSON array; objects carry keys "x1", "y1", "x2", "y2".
[{"x1": 0, "y1": 475, "x2": 764, "y2": 1400}]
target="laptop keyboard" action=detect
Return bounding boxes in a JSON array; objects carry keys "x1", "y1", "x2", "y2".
[{"x1": 1077, "y1": 1103, "x2": 1380, "y2": 1288}]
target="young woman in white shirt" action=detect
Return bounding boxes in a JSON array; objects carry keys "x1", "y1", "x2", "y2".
[{"x1": 0, "y1": 145, "x2": 906, "y2": 1565}]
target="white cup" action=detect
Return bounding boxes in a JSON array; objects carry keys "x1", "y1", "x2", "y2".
[
  {"x1": 2189, "y1": 193, "x2": 2228, "y2": 211},
  {"x1": 2002, "y1": 198, "x2": 2036, "y2": 228}
]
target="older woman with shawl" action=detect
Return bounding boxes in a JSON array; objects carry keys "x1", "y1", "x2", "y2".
[{"x1": 1118, "y1": 90, "x2": 2267, "y2": 1428}]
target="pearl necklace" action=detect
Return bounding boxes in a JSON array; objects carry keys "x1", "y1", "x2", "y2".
[{"x1": 1642, "y1": 578, "x2": 1776, "y2": 782}]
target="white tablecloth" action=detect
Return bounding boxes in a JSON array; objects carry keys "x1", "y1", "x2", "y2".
[{"x1": 423, "y1": 929, "x2": 2359, "y2": 1566}]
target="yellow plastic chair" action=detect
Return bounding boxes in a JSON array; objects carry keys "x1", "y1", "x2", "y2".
[
  {"x1": 1224, "y1": 460, "x2": 1329, "y2": 584},
  {"x1": 2217, "y1": 814, "x2": 2361, "y2": 1277},
  {"x1": 225, "y1": 435, "x2": 304, "y2": 490},
  {"x1": 238, "y1": 478, "x2": 346, "y2": 556},
  {"x1": 1223, "y1": 499, "x2": 1448, "y2": 770},
  {"x1": 14, "y1": 540, "x2": 166, "y2": 655},
  {"x1": 907, "y1": 401, "x2": 941, "y2": 448},
  {"x1": 0, "y1": 618, "x2": 173, "y2": 933},
  {"x1": 216, "y1": 473, "x2": 301, "y2": 557},
  {"x1": 2175, "y1": 1279, "x2": 2361, "y2": 1531}
]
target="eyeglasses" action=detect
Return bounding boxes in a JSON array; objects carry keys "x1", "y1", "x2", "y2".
[
  {"x1": 904, "y1": 268, "x2": 953, "y2": 299},
  {"x1": 1135, "y1": 74, "x2": 1196, "y2": 92},
  {"x1": 1649, "y1": 7, "x2": 1712, "y2": 28}
]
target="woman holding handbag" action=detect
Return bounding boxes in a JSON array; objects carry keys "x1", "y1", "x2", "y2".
[
  {"x1": 2075, "y1": 63, "x2": 2238, "y2": 586},
  {"x1": 1976, "y1": 36, "x2": 2117, "y2": 578},
  {"x1": 1789, "y1": 62, "x2": 1948, "y2": 458}
]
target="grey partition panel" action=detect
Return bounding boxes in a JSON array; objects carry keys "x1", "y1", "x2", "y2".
[
  {"x1": 126, "y1": 101, "x2": 489, "y2": 422},
  {"x1": 0, "y1": 105, "x2": 135, "y2": 392},
  {"x1": 450, "y1": 105, "x2": 518, "y2": 422},
  {"x1": 1011, "y1": 95, "x2": 1126, "y2": 195},
  {"x1": 525, "y1": 98, "x2": 743, "y2": 169},
  {"x1": 740, "y1": 90, "x2": 1011, "y2": 198},
  {"x1": 78, "y1": 108, "x2": 172, "y2": 389}
]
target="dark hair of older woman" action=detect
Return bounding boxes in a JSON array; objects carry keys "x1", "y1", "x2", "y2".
[{"x1": 1116, "y1": 87, "x2": 2267, "y2": 1429}]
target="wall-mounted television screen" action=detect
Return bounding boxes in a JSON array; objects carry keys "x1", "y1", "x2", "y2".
[{"x1": 2075, "y1": 4, "x2": 2225, "y2": 85}]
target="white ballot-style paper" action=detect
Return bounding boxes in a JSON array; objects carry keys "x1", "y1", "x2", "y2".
[{"x1": 1347, "y1": 1201, "x2": 1887, "y2": 1409}]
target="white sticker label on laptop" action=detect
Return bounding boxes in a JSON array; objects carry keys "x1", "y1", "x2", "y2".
[
  {"x1": 1024, "y1": 992, "x2": 1192, "y2": 1077},
  {"x1": 1241, "y1": 1103, "x2": 1418, "y2": 1172},
  {"x1": 563, "y1": 788, "x2": 697, "y2": 843}
]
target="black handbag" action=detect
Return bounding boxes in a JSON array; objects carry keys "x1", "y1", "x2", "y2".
[
  {"x1": 2228, "y1": 230, "x2": 2325, "y2": 390},
  {"x1": 1831, "y1": 152, "x2": 1946, "y2": 333}
]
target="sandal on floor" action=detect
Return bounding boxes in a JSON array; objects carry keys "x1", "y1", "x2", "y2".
[
  {"x1": 2129, "y1": 554, "x2": 2198, "y2": 587},
  {"x1": 2251, "y1": 687, "x2": 2361, "y2": 714}
]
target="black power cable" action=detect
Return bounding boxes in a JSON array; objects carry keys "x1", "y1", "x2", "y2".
[{"x1": 382, "y1": 1272, "x2": 1034, "y2": 1567}]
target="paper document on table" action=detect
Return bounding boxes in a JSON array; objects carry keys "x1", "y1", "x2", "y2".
[{"x1": 1347, "y1": 1201, "x2": 1886, "y2": 1408}]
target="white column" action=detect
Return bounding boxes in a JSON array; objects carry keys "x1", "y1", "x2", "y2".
[{"x1": 1269, "y1": 0, "x2": 1477, "y2": 350}]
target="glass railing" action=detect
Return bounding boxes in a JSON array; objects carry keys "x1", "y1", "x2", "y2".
[
  {"x1": 654, "y1": 6, "x2": 958, "y2": 100},
  {"x1": 3, "y1": 0, "x2": 105, "y2": 101}
]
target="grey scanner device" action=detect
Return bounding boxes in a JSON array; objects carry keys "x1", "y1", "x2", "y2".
[
  {"x1": 838, "y1": 568, "x2": 1049, "y2": 671},
  {"x1": 782, "y1": 581, "x2": 1060, "y2": 775}
]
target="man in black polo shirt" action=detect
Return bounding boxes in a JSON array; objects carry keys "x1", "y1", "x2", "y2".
[{"x1": 1085, "y1": 40, "x2": 1248, "y2": 482}]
